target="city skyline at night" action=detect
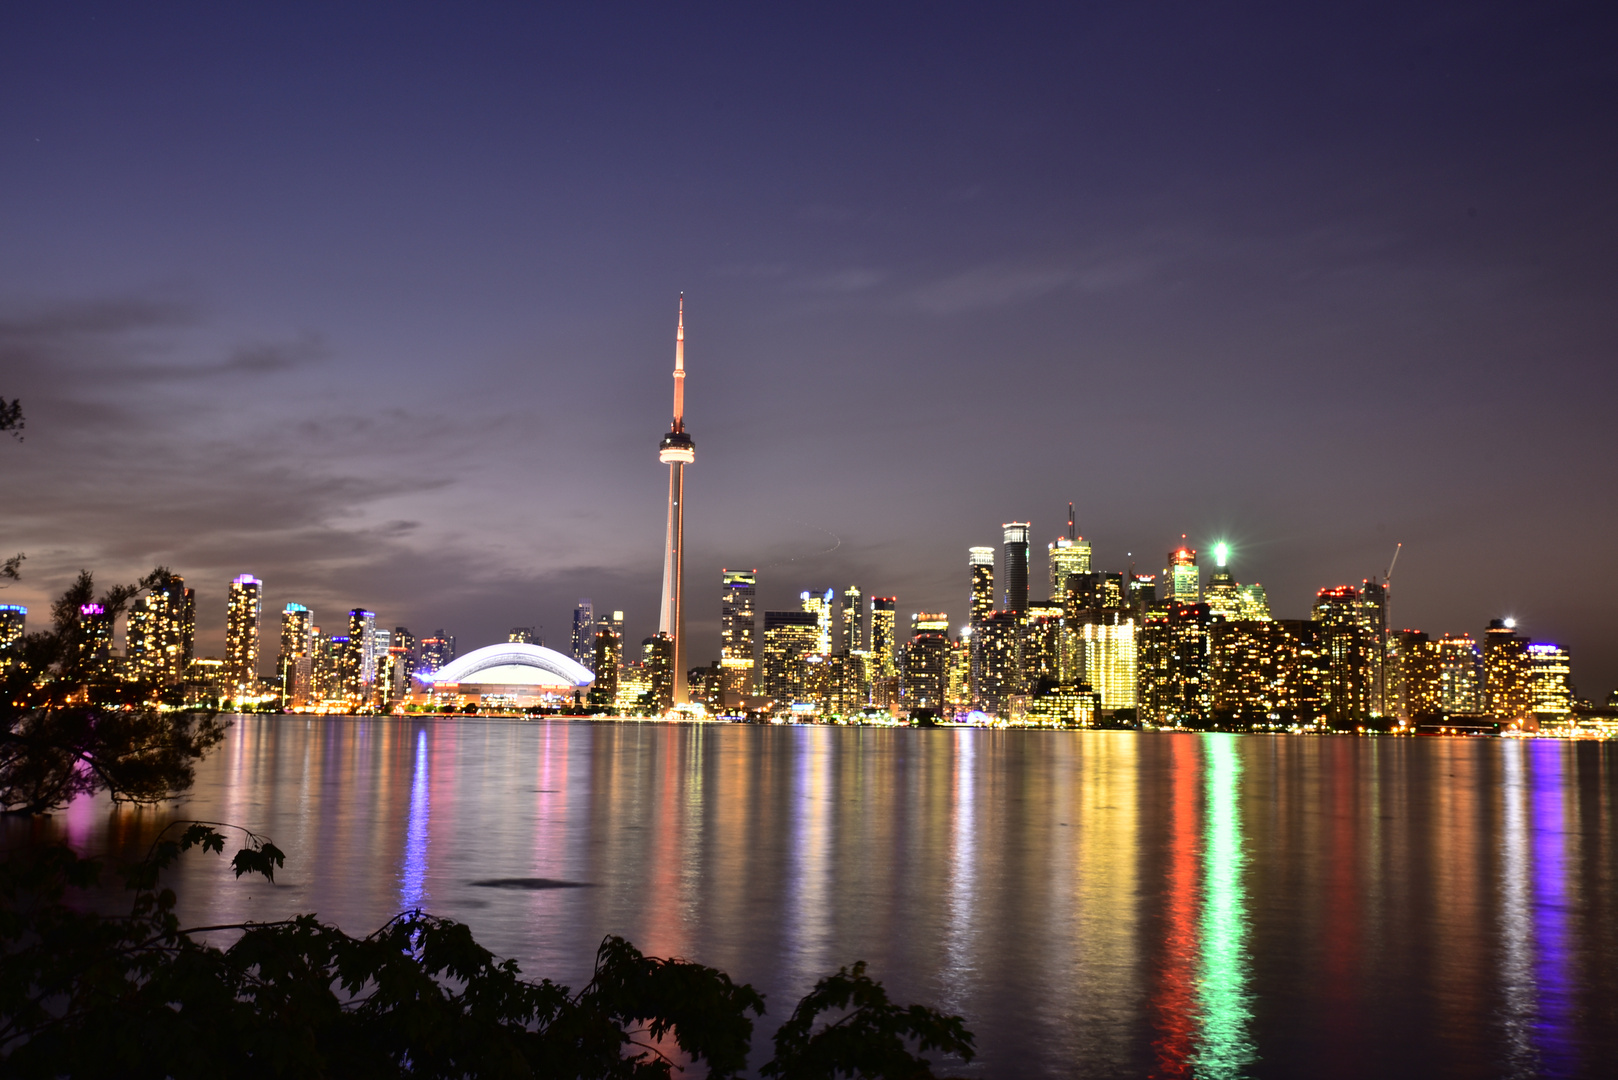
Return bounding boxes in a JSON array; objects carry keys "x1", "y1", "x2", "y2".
[{"x1": 2, "y1": 5, "x2": 1615, "y2": 701}]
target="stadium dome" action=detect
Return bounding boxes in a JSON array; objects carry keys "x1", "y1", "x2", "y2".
[{"x1": 418, "y1": 642, "x2": 594, "y2": 689}]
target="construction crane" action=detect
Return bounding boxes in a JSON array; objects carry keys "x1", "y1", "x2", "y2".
[{"x1": 1385, "y1": 542, "x2": 1402, "y2": 585}]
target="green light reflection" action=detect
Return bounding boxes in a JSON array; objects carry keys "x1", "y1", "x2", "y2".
[{"x1": 1194, "y1": 735, "x2": 1256, "y2": 1078}]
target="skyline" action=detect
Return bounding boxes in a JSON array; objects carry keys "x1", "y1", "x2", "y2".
[{"x1": 2, "y1": 5, "x2": 1616, "y2": 697}]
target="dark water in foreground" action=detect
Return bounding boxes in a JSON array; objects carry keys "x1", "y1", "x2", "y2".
[{"x1": 6, "y1": 717, "x2": 1617, "y2": 1078}]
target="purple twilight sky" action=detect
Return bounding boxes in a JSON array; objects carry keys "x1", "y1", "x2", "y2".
[{"x1": 2, "y1": 3, "x2": 1616, "y2": 697}]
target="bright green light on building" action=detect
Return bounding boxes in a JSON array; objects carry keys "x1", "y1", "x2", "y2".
[{"x1": 1213, "y1": 542, "x2": 1230, "y2": 568}]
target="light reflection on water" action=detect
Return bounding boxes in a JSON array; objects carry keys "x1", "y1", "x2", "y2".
[{"x1": 8, "y1": 717, "x2": 1618, "y2": 1080}]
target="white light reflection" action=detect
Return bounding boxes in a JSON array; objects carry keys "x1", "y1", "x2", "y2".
[
  {"x1": 399, "y1": 729, "x2": 430, "y2": 911},
  {"x1": 941, "y1": 729, "x2": 977, "y2": 988},
  {"x1": 1499, "y1": 742, "x2": 1537, "y2": 1077},
  {"x1": 786, "y1": 728, "x2": 833, "y2": 979}
]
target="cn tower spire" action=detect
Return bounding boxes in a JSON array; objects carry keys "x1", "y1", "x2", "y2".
[
  {"x1": 657, "y1": 294, "x2": 695, "y2": 708},
  {"x1": 672, "y1": 293, "x2": 685, "y2": 431}
]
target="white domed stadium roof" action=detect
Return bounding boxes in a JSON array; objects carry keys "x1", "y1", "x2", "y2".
[{"x1": 419, "y1": 642, "x2": 594, "y2": 688}]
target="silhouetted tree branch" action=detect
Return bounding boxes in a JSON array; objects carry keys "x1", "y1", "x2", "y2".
[
  {"x1": 0, "y1": 825, "x2": 975, "y2": 1077},
  {"x1": 0, "y1": 568, "x2": 227, "y2": 814},
  {"x1": 0, "y1": 397, "x2": 20, "y2": 441}
]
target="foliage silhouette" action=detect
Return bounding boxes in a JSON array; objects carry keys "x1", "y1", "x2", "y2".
[
  {"x1": 0, "y1": 568, "x2": 227, "y2": 814},
  {"x1": 0, "y1": 824, "x2": 974, "y2": 1078}
]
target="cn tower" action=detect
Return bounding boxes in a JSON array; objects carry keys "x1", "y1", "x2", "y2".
[{"x1": 657, "y1": 295, "x2": 695, "y2": 705}]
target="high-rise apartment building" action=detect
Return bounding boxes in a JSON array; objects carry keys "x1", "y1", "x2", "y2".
[
  {"x1": 1023, "y1": 602, "x2": 1064, "y2": 687},
  {"x1": 589, "y1": 627, "x2": 622, "y2": 707},
  {"x1": 1312, "y1": 586, "x2": 1366, "y2": 728},
  {"x1": 1436, "y1": 633, "x2": 1484, "y2": 713},
  {"x1": 1235, "y1": 583, "x2": 1272, "y2": 621},
  {"x1": 420, "y1": 630, "x2": 456, "y2": 673},
  {"x1": 968, "y1": 548, "x2": 995, "y2": 705},
  {"x1": 1359, "y1": 579, "x2": 1389, "y2": 719},
  {"x1": 1483, "y1": 619, "x2": 1532, "y2": 726},
  {"x1": 901, "y1": 612, "x2": 951, "y2": 710},
  {"x1": 127, "y1": 573, "x2": 195, "y2": 685},
  {"x1": 1137, "y1": 602, "x2": 1213, "y2": 727},
  {"x1": 1074, "y1": 609, "x2": 1137, "y2": 710},
  {"x1": 348, "y1": 609, "x2": 378, "y2": 691},
  {"x1": 642, "y1": 634, "x2": 674, "y2": 711},
  {"x1": 1164, "y1": 545, "x2": 1199, "y2": 604},
  {"x1": 278, "y1": 603, "x2": 314, "y2": 707},
  {"x1": 571, "y1": 599, "x2": 594, "y2": 670},
  {"x1": 762, "y1": 610, "x2": 821, "y2": 702},
  {"x1": 870, "y1": 597, "x2": 897, "y2": 680},
  {"x1": 800, "y1": 589, "x2": 834, "y2": 654},
  {"x1": 1210, "y1": 618, "x2": 1326, "y2": 727},
  {"x1": 225, "y1": 574, "x2": 262, "y2": 693},
  {"x1": 1002, "y1": 523, "x2": 1030, "y2": 613},
  {"x1": 720, "y1": 568, "x2": 757, "y2": 676},
  {"x1": 841, "y1": 584, "x2": 864, "y2": 653},
  {"x1": 1047, "y1": 504, "x2": 1091, "y2": 600},
  {"x1": 509, "y1": 627, "x2": 536, "y2": 645},
  {"x1": 0, "y1": 604, "x2": 24, "y2": 663},
  {"x1": 78, "y1": 603, "x2": 113, "y2": 674},
  {"x1": 1526, "y1": 642, "x2": 1572, "y2": 721},
  {"x1": 392, "y1": 627, "x2": 418, "y2": 681},
  {"x1": 977, "y1": 609, "x2": 1023, "y2": 716},
  {"x1": 946, "y1": 635, "x2": 971, "y2": 708}
]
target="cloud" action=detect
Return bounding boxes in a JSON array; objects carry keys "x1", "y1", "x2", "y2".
[{"x1": 908, "y1": 255, "x2": 1154, "y2": 315}]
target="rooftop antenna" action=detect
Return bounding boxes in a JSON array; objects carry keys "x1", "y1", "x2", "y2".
[{"x1": 1067, "y1": 502, "x2": 1075, "y2": 541}]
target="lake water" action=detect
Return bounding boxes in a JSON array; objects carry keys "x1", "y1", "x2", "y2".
[{"x1": 7, "y1": 717, "x2": 1617, "y2": 1078}]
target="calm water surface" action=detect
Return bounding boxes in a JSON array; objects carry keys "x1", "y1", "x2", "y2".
[{"x1": 7, "y1": 717, "x2": 1617, "y2": 1078}]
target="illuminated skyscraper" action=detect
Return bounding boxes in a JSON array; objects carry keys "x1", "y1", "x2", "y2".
[
  {"x1": 1526, "y1": 642, "x2": 1572, "y2": 721},
  {"x1": 800, "y1": 588, "x2": 834, "y2": 654},
  {"x1": 901, "y1": 612, "x2": 951, "y2": 710},
  {"x1": 1047, "y1": 503, "x2": 1092, "y2": 600},
  {"x1": 977, "y1": 610, "x2": 1023, "y2": 716},
  {"x1": 762, "y1": 610, "x2": 820, "y2": 702},
  {"x1": 78, "y1": 603, "x2": 113, "y2": 673},
  {"x1": 225, "y1": 574, "x2": 262, "y2": 692},
  {"x1": 870, "y1": 597, "x2": 897, "y2": 680},
  {"x1": 1164, "y1": 543, "x2": 1199, "y2": 604},
  {"x1": 1023, "y1": 601, "x2": 1064, "y2": 686},
  {"x1": 643, "y1": 633, "x2": 674, "y2": 711},
  {"x1": 969, "y1": 548, "x2": 995, "y2": 624},
  {"x1": 1137, "y1": 602, "x2": 1213, "y2": 727},
  {"x1": 1002, "y1": 523, "x2": 1030, "y2": 613},
  {"x1": 1312, "y1": 586, "x2": 1366, "y2": 728},
  {"x1": 1436, "y1": 633, "x2": 1484, "y2": 713},
  {"x1": 127, "y1": 573, "x2": 195, "y2": 684},
  {"x1": 1359, "y1": 579, "x2": 1389, "y2": 719},
  {"x1": 509, "y1": 627, "x2": 536, "y2": 645},
  {"x1": 570, "y1": 599, "x2": 594, "y2": 670},
  {"x1": 348, "y1": 609, "x2": 378, "y2": 690},
  {"x1": 1235, "y1": 583, "x2": 1271, "y2": 621},
  {"x1": 589, "y1": 627, "x2": 622, "y2": 707},
  {"x1": 841, "y1": 584, "x2": 864, "y2": 653},
  {"x1": 1128, "y1": 574, "x2": 1158, "y2": 616},
  {"x1": 968, "y1": 547, "x2": 995, "y2": 704},
  {"x1": 278, "y1": 603, "x2": 313, "y2": 707},
  {"x1": 1483, "y1": 619, "x2": 1532, "y2": 725},
  {"x1": 946, "y1": 633, "x2": 971, "y2": 708},
  {"x1": 0, "y1": 604, "x2": 24, "y2": 664},
  {"x1": 1203, "y1": 543, "x2": 1240, "y2": 621},
  {"x1": 721, "y1": 570, "x2": 757, "y2": 694},
  {"x1": 1209, "y1": 618, "x2": 1327, "y2": 727},
  {"x1": 420, "y1": 630, "x2": 456, "y2": 673},
  {"x1": 656, "y1": 296, "x2": 695, "y2": 705},
  {"x1": 1074, "y1": 609, "x2": 1137, "y2": 710}
]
